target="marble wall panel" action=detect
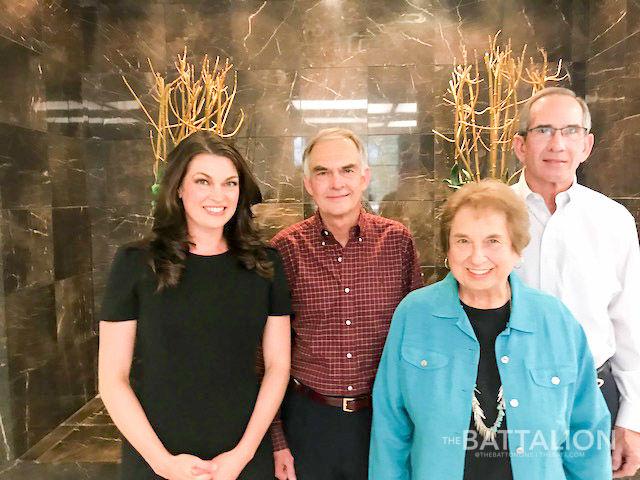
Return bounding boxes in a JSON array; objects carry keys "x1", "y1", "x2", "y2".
[
  {"x1": 82, "y1": 2, "x2": 166, "y2": 74},
  {"x1": 365, "y1": 0, "x2": 435, "y2": 67},
  {"x1": 89, "y1": 205, "x2": 151, "y2": 271},
  {"x1": 41, "y1": 0, "x2": 87, "y2": 68},
  {"x1": 0, "y1": 125, "x2": 50, "y2": 210},
  {"x1": 21, "y1": 337, "x2": 97, "y2": 450},
  {"x1": 433, "y1": 133, "x2": 456, "y2": 201},
  {"x1": 5, "y1": 373, "x2": 27, "y2": 460},
  {"x1": 52, "y1": 207, "x2": 91, "y2": 281},
  {"x1": 89, "y1": 204, "x2": 151, "y2": 314},
  {"x1": 85, "y1": 139, "x2": 155, "y2": 208},
  {"x1": 431, "y1": 0, "x2": 505, "y2": 65},
  {"x1": 82, "y1": 72, "x2": 157, "y2": 141},
  {"x1": 226, "y1": 1, "x2": 302, "y2": 71},
  {"x1": 49, "y1": 136, "x2": 87, "y2": 208},
  {"x1": 0, "y1": 0, "x2": 637, "y2": 467},
  {"x1": 367, "y1": 65, "x2": 434, "y2": 135},
  {"x1": 0, "y1": 39, "x2": 46, "y2": 132},
  {"x1": 298, "y1": 0, "x2": 368, "y2": 68},
  {"x1": 367, "y1": 134, "x2": 435, "y2": 202},
  {"x1": 41, "y1": 60, "x2": 87, "y2": 138},
  {"x1": 253, "y1": 203, "x2": 304, "y2": 241},
  {"x1": 297, "y1": 67, "x2": 368, "y2": 135},
  {"x1": 1, "y1": 208, "x2": 53, "y2": 295},
  {"x1": 39, "y1": 1, "x2": 96, "y2": 137},
  {"x1": 55, "y1": 273, "x2": 95, "y2": 346},
  {"x1": 583, "y1": 0, "x2": 633, "y2": 197},
  {"x1": 225, "y1": 70, "x2": 255, "y2": 139},
  {"x1": 167, "y1": 0, "x2": 306, "y2": 71},
  {"x1": 0, "y1": 0, "x2": 43, "y2": 52},
  {"x1": 571, "y1": 1, "x2": 593, "y2": 62},
  {"x1": 500, "y1": 0, "x2": 575, "y2": 62},
  {"x1": 375, "y1": 200, "x2": 435, "y2": 266},
  {"x1": 245, "y1": 69, "x2": 303, "y2": 137},
  {"x1": 627, "y1": 1, "x2": 640, "y2": 78},
  {"x1": 4, "y1": 284, "x2": 56, "y2": 378},
  {"x1": 164, "y1": 2, "x2": 236, "y2": 69},
  {"x1": 248, "y1": 137, "x2": 303, "y2": 203},
  {"x1": 0, "y1": 290, "x2": 11, "y2": 467}
]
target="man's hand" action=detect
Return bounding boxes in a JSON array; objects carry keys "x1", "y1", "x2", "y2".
[
  {"x1": 274, "y1": 448, "x2": 297, "y2": 480},
  {"x1": 613, "y1": 426, "x2": 640, "y2": 478}
]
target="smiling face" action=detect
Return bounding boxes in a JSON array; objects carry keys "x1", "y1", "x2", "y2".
[
  {"x1": 513, "y1": 94, "x2": 594, "y2": 192},
  {"x1": 448, "y1": 206, "x2": 521, "y2": 303},
  {"x1": 303, "y1": 137, "x2": 370, "y2": 222},
  {"x1": 178, "y1": 152, "x2": 240, "y2": 237}
]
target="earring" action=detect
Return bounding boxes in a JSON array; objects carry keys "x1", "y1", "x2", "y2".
[
  {"x1": 514, "y1": 257, "x2": 524, "y2": 269},
  {"x1": 444, "y1": 257, "x2": 449, "y2": 269}
]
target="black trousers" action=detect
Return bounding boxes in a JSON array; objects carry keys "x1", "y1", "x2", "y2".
[
  {"x1": 281, "y1": 389, "x2": 372, "y2": 480},
  {"x1": 598, "y1": 359, "x2": 619, "y2": 425}
]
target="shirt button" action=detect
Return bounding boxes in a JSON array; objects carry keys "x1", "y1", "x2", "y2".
[
  {"x1": 347, "y1": 385, "x2": 353, "y2": 391},
  {"x1": 551, "y1": 376, "x2": 561, "y2": 385},
  {"x1": 323, "y1": 230, "x2": 329, "y2": 236},
  {"x1": 344, "y1": 287, "x2": 350, "y2": 293},
  {"x1": 516, "y1": 447, "x2": 524, "y2": 454},
  {"x1": 358, "y1": 237, "x2": 363, "y2": 242},
  {"x1": 337, "y1": 256, "x2": 343, "y2": 262},
  {"x1": 510, "y1": 399, "x2": 519, "y2": 408},
  {"x1": 345, "y1": 320, "x2": 351, "y2": 326},
  {"x1": 321, "y1": 241, "x2": 326, "y2": 246},
  {"x1": 346, "y1": 353, "x2": 352, "y2": 359},
  {"x1": 420, "y1": 360, "x2": 428, "y2": 367},
  {"x1": 500, "y1": 355, "x2": 510, "y2": 364}
]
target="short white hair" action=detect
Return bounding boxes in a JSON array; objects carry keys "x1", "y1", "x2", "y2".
[
  {"x1": 302, "y1": 128, "x2": 368, "y2": 177},
  {"x1": 518, "y1": 87, "x2": 592, "y2": 134}
]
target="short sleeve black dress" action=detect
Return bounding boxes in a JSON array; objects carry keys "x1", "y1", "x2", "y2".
[{"x1": 100, "y1": 245, "x2": 291, "y2": 479}]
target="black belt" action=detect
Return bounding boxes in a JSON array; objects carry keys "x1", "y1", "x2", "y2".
[{"x1": 597, "y1": 358, "x2": 612, "y2": 375}]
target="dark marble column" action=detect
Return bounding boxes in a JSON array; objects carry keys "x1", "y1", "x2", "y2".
[
  {"x1": 584, "y1": 0, "x2": 640, "y2": 231},
  {"x1": 0, "y1": 1, "x2": 101, "y2": 467}
]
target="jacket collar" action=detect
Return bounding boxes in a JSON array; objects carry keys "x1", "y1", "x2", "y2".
[{"x1": 431, "y1": 272, "x2": 537, "y2": 334}]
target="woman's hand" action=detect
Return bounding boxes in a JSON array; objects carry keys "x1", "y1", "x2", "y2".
[
  {"x1": 203, "y1": 448, "x2": 252, "y2": 480},
  {"x1": 155, "y1": 453, "x2": 215, "y2": 480}
]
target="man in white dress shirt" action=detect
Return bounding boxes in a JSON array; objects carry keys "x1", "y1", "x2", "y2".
[{"x1": 512, "y1": 87, "x2": 640, "y2": 478}]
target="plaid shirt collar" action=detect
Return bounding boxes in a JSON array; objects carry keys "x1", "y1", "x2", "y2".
[{"x1": 311, "y1": 208, "x2": 371, "y2": 244}]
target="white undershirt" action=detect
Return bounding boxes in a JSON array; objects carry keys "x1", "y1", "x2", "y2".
[{"x1": 512, "y1": 172, "x2": 640, "y2": 431}]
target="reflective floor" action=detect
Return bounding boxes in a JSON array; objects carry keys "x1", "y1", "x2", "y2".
[
  {"x1": 1, "y1": 397, "x2": 639, "y2": 480},
  {"x1": 0, "y1": 397, "x2": 120, "y2": 480}
]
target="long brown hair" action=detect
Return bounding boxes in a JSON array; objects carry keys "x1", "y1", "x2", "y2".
[{"x1": 146, "y1": 131, "x2": 273, "y2": 289}]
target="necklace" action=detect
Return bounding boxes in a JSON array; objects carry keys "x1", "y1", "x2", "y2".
[{"x1": 471, "y1": 385, "x2": 505, "y2": 441}]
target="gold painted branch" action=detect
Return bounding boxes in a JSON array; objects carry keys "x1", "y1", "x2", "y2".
[
  {"x1": 122, "y1": 48, "x2": 244, "y2": 189},
  {"x1": 435, "y1": 32, "x2": 568, "y2": 188}
]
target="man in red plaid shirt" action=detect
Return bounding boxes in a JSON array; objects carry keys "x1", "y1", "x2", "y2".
[{"x1": 270, "y1": 128, "x2": 423, "y2": 479}]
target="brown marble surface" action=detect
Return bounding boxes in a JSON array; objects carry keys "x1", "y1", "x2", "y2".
[{"x1": 0, "y1": 0, "x2": 637, "y2": 469}]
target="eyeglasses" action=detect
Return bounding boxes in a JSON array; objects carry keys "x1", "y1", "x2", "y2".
[{"x1": 524, "y1": 125, "x2": 588, "y2": 140}]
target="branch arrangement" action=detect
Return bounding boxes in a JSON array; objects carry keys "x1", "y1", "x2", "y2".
[
  {"x1": 122, "y1": 48, "x2": 244, "y2": 189},
  {"x1": 434, "y1": 32, "x2": 568, "y2": 188}
]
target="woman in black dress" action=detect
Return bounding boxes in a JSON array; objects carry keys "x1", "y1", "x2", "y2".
[{"x1": 98, "y1": 132, "x2": 291, "y2": 480}]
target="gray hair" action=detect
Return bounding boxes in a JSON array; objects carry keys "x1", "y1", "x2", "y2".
[
  {"x1": 518, "y1": 87, "x2": 592, "y2": 134},
  {"x1": 302, "y1": 128, "x2": 368, "y2": 177}
]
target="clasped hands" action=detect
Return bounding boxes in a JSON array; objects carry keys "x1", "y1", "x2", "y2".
[{"x1": 161, "y1": 447, "x2": 250, "y2": 480}]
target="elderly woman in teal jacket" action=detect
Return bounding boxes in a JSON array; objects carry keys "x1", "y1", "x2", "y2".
[{"x1": 369, "y1": 180, "x2": 611, "y2": 480}]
